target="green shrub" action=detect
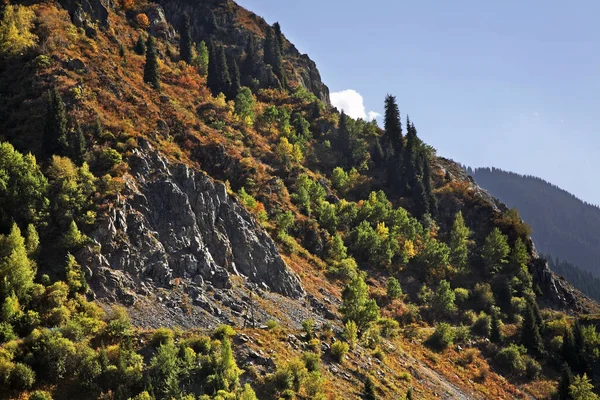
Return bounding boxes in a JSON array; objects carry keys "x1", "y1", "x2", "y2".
[
  {"x1": 95, "y1": 148, "x2": 122, "y2": 173},
  {"x1": 183, "y1": 335, "x2": 211, "y2": 354},
  {"x1": 343, "y1": 320, "x2": 358, "y2": 349},
  {"x1": 266, "y1": 319, "x2": 279, "y2": 330},
  {"x1": 331, "y1": 341, "x2": 349, "y2": 363},
  {"x1": 9, "y1": 362, "x2": 35, "y2": 390},
  {"x1": 525, "y1": 357, "x2": 542, "y2": 380},
  {"x1": 454, "y1": 288, "x2": 470, "y2": 304},
  {"x1": 454, "y1": 324, "x2": 471, "y2": 343},
  {"x1": 302, "y1": 319, "x2": 315, "y2": 340},
  {"x1": 426, "y1": 322, "x2": 454, "y2": 351},
  {"x1": 29, "y1": 391, "x2": 53, "y2": 400},
  {"x1": 151, "y1": 327, "x2": 174, "y2": 347},
  {"x1": 302, "y1": 352, "x2": 321, "y2": 372},
  {"x1": 0, "y1": 322, "x2": 16, "y2": 344},
  {"x1": 471, "y1": 312, "x2": 491, "y2": 337},
  {"x1": 378, "y1": 317, "x2": 399, "y2": 338},
  {"x1": 386, "y1": 277, "x2": 402, "y2": 299},
  {"x1": 495, "y1": 344, "x2": 526, "y2": 376},
  {"x1": 213, "y1": 324, "x2": 236, "y2": 340}
]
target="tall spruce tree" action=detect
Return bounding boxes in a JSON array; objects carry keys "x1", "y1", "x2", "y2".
[
  {"x1": 134, "y1": 35, "x2": 146, "y2": 55},
  {"x1": 43, "y1": 87, "x2": 67, "y2": 156},
  {"x1": 68, "y1": 120, "x2": 87, "y2": 165},
  {"x1": 195, "y1": 40, "x2": 209, "y2": 76},
  {"x1": 216, "y1": 45, "x2": 231, "y2": 97},
  {"x1": 207, "y1": 39, "x2": 219, "y2": 95},
  {"x1": 228, "y1": 56, "x2": 241, "y2": 99},
  {"x1": 401, "y1": 116, "x2": 418, "y2": 194},
  {"x1": 383, "y1": 94, "x2": 403, "y2": 155},
  {"x1": 521, "y1": 301, "x2": 544, "y2": 356},
  {"x1": 144, "y1": 36, "x2": 160, "y2": 89},
  {"x1": 422, "y1": 152, "x2": 437, "y2": 217},
  {"x1": 557, "y1": 363, "x2": 574, "y2": 400},
  {"x1": 263, "y1": 27, "x2": 286, "y2": 89},
  {"x1": 179, "y1": 13, "x2": 193, "y2": 64},
  {"x1": 272, "y1": 22, "x2": 284, "y2": 52},
  {"x1": 241, "y1": 35, "x2": 259, "y2": 87}
]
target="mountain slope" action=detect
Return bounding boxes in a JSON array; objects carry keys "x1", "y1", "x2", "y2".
[
  {"x1": 470, "y1": 167, "x2": 600, "y2": 277},
  {"x1": 0, "y1": 0, "x2": 598, "y2": 399}
]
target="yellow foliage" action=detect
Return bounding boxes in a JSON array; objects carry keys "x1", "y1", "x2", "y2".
[
  {"x1": 0, "y1": 5, "x2": 37, "y2": 56},
  {"x1": 404, "y1": 239, "x2": 416, "y2": 259},
  {"x1": 376, "y1": 222, "x2": 389, "y2": 239}
]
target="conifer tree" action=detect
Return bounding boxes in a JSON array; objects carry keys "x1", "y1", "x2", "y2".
[
  {"x1": 563, "y1": 327, "x2": 580, "y2": 372},
  {"x1": 383, "y1": 94, "x2": 403, "y2": 155},
  {"x1": 422, "y1": 152, "x2": 437, "y2": 217},
  {"x1": 179, "y1": 13, "x2": 193, "y2": 64},
  {"x1": 43, "y1": 87, "x2": 68, "y2": 156},
  {"x1": 134, "y1": 35, "x2": 146, "y2": 55},
  {"x1": 68, "y1": 120, "x2": 87, "y2": 165},
  {"x1": 263, "y1": 28, "x2": 286, "y2": 89},
  {"x1": 401, "y1": 116, "x2": 418, "y2": 194},
  {"x1": 144, "y1": 36, "x2": 160, "y2": 89},
  {"x1": 521, "y1": 301, "x2": 544, "y2": 356},
  {"x1": 207, "y1": 39, "x2": 219, "y2": 95},
  {"x1": 216, "y1": 45, "x2": 231, "y2": 97},
  {"x1": 205, "y1": 10, "x2": 217, "y2": 36},
  {"x1": 558, "y1": 363, "x2": 574, "y2": 400},
  {"x1": 273, "y1": 22, "x2": 284, "y2": 52},
  {"x1": 490, "y1": 311, "x2": 503, "y2": 343},
  {"x1": 241, "y1": 35, "x2": 259, "y2": 87},
  {"x1": 364, "y1": 376, "x2": 377, "y2": 400},
  {"x1": 228, "y1": 56, "x2": 241, "y2": 99},
  {"x1": 406, "y1": 388, "x2": 414, "y2": 400}
]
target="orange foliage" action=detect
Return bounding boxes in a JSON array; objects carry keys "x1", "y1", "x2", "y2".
[
  {"x1": 120, "y1": 0, "x2": 135, "y2": 10},
  {"x1": 135, "y1": 13, "x2": 149, "y2": 28}
]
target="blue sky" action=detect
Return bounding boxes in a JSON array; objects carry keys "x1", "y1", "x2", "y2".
[{"x1": 237, "y1": 0, "x2": 600, "y2": 205}]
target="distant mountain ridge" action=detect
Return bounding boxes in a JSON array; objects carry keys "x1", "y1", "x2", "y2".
[{"x1": 469, "y1": 167, "x2": 600, "y2": 278}]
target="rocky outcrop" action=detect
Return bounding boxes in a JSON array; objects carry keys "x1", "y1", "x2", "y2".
[
  {"x1": 83, "y1": 140, "x2": 304, "y2": 304},
  {"x1": 60, "y1": 0, "x2": 111, "y2": 28}
]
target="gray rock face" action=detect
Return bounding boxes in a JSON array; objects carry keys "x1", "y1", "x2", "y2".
[{"x1": 85, "y1": 140, "x2": 304, "y2": 302}]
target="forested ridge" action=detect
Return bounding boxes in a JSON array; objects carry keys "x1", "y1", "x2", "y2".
[{"x1": 0, "y1": 0, "x2": 598, "y2": 399}]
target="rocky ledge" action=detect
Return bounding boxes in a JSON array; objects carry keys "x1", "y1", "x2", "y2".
[{"x1": 82, "y1": 140, "x2": 304, "y2": 306}]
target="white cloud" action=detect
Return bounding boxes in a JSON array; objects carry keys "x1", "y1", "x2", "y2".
[
  {"x1": 331, "y1": 89, "x2": 379, "y2": 121},
  {"x1": 368, "y1": 111, "x2": 381, "y2": 121}
]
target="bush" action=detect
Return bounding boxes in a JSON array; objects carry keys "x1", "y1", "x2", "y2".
[
  {"x1": 151, "y1": 327, "x2": 174, "y2": 347},
  {"x1": 525, "y1": 357, "x2": 542, "y2": 380},
  {"x1": 454, "y1": 288, "x2": 470, "y2": 305},
  {"x1": 378, "y1": 317, "x2": 399, "y2": 338},
  {"x1": 330, "y1": 341, "x2": 349, "y2": 363},
  {"x1": 471, "y1": 312, "x2": 491, "y2": 337},
  {"x1": 454, "y1": 324, "x2": 471, "y2": 343},
  {"x1": 183, "y1": 335, "x2": 211, "y2": 354},
  {"x1": 213, "y1": 324, "x2": 236, "y2": 340},
  {"x1": 343, "y1": 320, "x2": 358, "y2": 349},
  {"x1": 9, "y1": 362, "x2": 35, "y2": 390},
  {"x1": 29, "y1": 391, "x2": 53, "y2": 400},
  {"x1": 302, "y1": 352, "x2": 321, "y2": 372},
  {"x1": 495, "y1": 344, "x2": 526, "y2": 376},
  {"x1": 266, "y1": 319, "x2": 279, "y2": 330},
  {"x1": 426, "y1": 323, "x2": 455, "y2": 351},
  {"x1": 0, "y1": 322, "x2": 16, "y2": 344},
  {"x1": 386, "y1": 277, "x2": 402, "y2": 299},
  {"x1": 302, "y1": 319, "x2": 315, "y2": 340}
]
